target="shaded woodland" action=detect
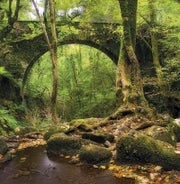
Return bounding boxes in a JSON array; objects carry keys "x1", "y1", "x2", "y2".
[{"x1": 0, "y1": 0, "x2": 180, "y2": 183}]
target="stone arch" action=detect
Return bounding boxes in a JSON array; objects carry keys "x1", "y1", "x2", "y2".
[{"x1": 22, "y1": 40, "x2": 118, "y2": 91}]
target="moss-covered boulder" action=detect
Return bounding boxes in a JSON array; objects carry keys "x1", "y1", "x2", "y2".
[
  {"x1": 46, "y1": 133, "x2": 82, "y2": 156},
  {"x1": 79, "y1": 144, "x2": 112, "y2": 164},
  {"x1": 82, "y1": 132, "x2": 114, "y2": 143},
  {"x1": 144, "y1": 125, "x2": 176, "y2": 146},
  {"x1": 68, "y1": 118, "x2": 102, "y2": 133},
  {"x1": 116, "y1": 131, "x2": 180, "y2": 170},
  {"x1": 0, "y1": 139, "x2": 8, "y2": 155},
  {"x1": 44, "y1": 125, "x2": 69, "y2": 141}
]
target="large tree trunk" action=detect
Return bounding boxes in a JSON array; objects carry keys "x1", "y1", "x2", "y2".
[
  {"x1": 111, "y1": 0, "x2": 154, "y2": 120},
  {"x1": 116, "y1": 0, "x2": 146, "y2": 105}
]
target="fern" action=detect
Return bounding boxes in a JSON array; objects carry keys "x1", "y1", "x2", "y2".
[
  {"x1": 0, "y1": 66, "x2": 13, "y2": 79},
  {"x1": 0, "y1": 108, "x2": 19, "y2": 134}
]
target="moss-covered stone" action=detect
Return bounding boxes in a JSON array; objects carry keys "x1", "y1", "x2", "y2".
[
  {"x1": 68, "y1": 118, "x2": 101, "y2": 133},
  {"x1": 79, "y1": 144, "x2": 112, "y2": 164},
  {"x1": 46, "y1": 133, "x2": 82, "y2": 156},
  {"x1": 0, "y1": 139, "x2": 8, "y2": 155},
  {"x1": 116, "y1": 132, "x2": 180, "y2": 170},
  {"x1": 144, "y1": 125, "x2": 176, "y2": 146},
  {"x1": 44, "y1": 125, "x2": 69, "y2": 141},
  {"x1": 82, "y1": 132, "x2": 114, "y2": 143}
]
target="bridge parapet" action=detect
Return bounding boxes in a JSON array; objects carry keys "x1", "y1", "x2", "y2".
[{"x1": 11, "y1": 21, "x2": 121, "y2": 62}]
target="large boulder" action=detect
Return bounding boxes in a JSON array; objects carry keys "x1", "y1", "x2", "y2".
[
  {"x1": 116, "y1": 131, "x2": 180, "y2": 170},
  {"x1": 79, "y1": 144, "x2": 112, "y2": 164},
  {"x1": 46, "y1": 133, "x2": 82, "y2": 156}
]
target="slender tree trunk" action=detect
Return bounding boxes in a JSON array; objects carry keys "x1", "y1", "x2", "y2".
[
  {"x1": 49, "y1": 0, "x2": 58, "y2": 124},
  {"x1": 32, "y1": 0, "x2": 58, "y2": 125},
  {"x1": 71, "y1": 56, "x2": 81, "y2": 108},
  {"x1": 148, "y1": 0, "x2": 163, "y2": 90}
]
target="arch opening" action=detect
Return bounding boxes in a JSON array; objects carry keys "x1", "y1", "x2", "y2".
[{"x1": 23, "y1": 44, "x2": 117, "y2": 123}]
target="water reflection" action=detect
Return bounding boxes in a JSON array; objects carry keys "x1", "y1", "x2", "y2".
[{"x1": 0, "y1": 146, "x2": 135, "y2": 184}]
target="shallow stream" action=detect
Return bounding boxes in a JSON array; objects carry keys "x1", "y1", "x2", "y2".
[{"x1": 0, "y1": 146, "x2": 135, "y2": 184}]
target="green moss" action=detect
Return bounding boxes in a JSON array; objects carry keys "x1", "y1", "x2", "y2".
[
  {"x1": 67, "y1": 118, "x2": 99, "y2": 133},
  {"x1": 47, "y1": 133, "x2": 82, "y2": 156},
  {"x1": 79, "y1": 145, "x2": 112, "y2": 164},
  {"x1": 116, "y1": 132, "x2": 180, "y2": 170},
  {"x1": 144, "y1": 126, "x2": 176, "y2": 146},
  {"x1": 44, "y1": 125, "x2": 69, "y2": 141}
]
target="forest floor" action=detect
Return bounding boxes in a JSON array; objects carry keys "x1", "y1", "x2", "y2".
[{"x1": 0, "y1": 117, "x2": 180, "y2": 184}]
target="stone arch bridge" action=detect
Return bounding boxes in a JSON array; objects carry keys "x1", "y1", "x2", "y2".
[
  {"x1": 0, "y1": 21, "x2": 122, "y2": 85},
  {"x1": 1, "y1": 21, "x2": 179, "y2": 117},
  {"x1": 0, "y1": 21, "x2": 152, "y2": 97}
]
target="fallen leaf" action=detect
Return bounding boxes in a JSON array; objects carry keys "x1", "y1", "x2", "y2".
[
  {"x1": 93, "y1": 165, "x2": 98, "y2": 169},
  {"x1": 64, "y1": 155, "x2": 71, "y2": 159},
  {"x1": 100, "y1": 165, "x2": 106, "y2": 169},
  {"x1": 20, "y1": 157, "x2": 27, "y2": 162}
]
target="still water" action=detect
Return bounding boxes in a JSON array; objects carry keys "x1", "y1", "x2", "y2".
[{"x1": 0, "y1": 146, "x2": 135, "y2": 184}]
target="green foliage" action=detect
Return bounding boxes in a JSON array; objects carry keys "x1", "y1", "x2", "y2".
[
  {"x1": 161, "y1": 59, "x2": 180, "y2": 94},
  {"x1": 25, "y1": 44, "x2": 116, "y2": 122},
  {"x1": 0, "y1": 108, "x2": 18, "y2": 135},
  {"x1": 55, "y1": 0, "x2": 121, "y2": 23},
  {"x1": 0, "y1": 66, "x2": 13, "y2": 79},
  {"x1": 0, "y1": 109, "x2": 18, "y2": 128},
  {"x1": 0, "y1": 100, "x2": 26, "y2": 135}
]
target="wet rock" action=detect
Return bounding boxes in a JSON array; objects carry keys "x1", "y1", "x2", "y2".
[
  {"x1": 82, "y1": 132, "x2": 114, "y2": 143},
  {"x1": 116, "y1": 131, "x2": 180, "y2": 170},
  {"x1": 0, "y1": 151, "x2": 12, "y2": 163},
  {"x1": 104, "y1": 140, "x2": 111, "y2": 148},
  {"x1": 0, "y1": 139, "x2": 8, "y2": 155},
  {"x1": 79, "y1": 144, "x2": 112, "y2": 164}
]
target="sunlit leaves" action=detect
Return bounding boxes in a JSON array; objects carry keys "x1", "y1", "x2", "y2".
[
  {"x1": 0, "y1": 66, "x2": 12, "y2": 79},
  {"x1": 25, "y1": 44, "x2": 116, "y2": 120}
]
